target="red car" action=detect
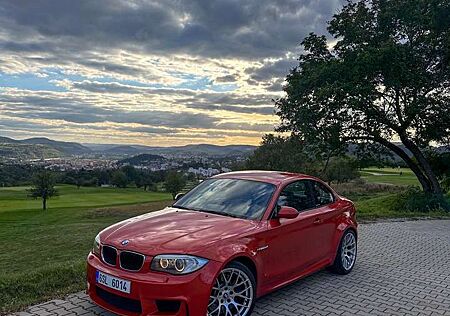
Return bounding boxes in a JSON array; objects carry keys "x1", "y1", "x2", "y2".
[{"x1": 87, "y1": 171, "x2": 357, "y2": 316}]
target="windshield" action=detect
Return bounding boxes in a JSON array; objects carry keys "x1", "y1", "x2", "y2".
[{"x1": 173, "y1": 178, "x2": 276, "y2": 220}]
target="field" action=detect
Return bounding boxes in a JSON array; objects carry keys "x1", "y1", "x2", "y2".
[
  {"x1": 0, "y1": 185, "x2": 172, "y2": 313},
  {"x1": 360, "y1": 167, "x2": 419, "y2": 186},
  {"x1": 1, "y1": 170, "x2": 449, "y2": 313}
]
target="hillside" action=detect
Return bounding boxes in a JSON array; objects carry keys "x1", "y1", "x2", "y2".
[
  {"x1": 119, "y1": 153, "x2": 165, "y2": 165},
  {"x1": 0, "y1": 137, "x2": 91, "y2": 158},
  {"x1": 89, "y1": 143, "x2": 256, "y2": 157},
  {"x1": 0, "y1": 143, "x2": 61, "y2": 160},
  {"x1": 21, "y1": 138, "x2": 92, "y2": 155}
]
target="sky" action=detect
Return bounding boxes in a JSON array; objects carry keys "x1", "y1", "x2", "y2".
[{"x1": 0, "y1": 0, "x2": 343, "y2": 146}]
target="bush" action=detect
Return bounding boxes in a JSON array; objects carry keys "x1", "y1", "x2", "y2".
[{"x1": 391, "y1": 187, "x2": 449, "y2": 212}]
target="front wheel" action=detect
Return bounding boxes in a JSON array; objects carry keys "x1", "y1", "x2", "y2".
[
  {"x1": 331, "y1": 229, "x2": 357, "y2": 275},
  {"x1": 207, "y1": 261, "x2": 256, "y2": 316}
]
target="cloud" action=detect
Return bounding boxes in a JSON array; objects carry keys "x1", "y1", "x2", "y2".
[
  {"x1": 0, "y1": 0, "x2": 342, "y2": 59},
  {"x1": 215, "y1": 74, "x2": 239, "y2": 83},
  {"x1": 0, "y1": 0, "x2": 343, "y2": 145},
  {"x1": 0, "y1": 88, "x2": 278, "y2": 144}
]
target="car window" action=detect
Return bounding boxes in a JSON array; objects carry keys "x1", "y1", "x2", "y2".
[
  {"x1": 173, "y1": 178, "x2": 276, "y2": 220},
  {"x1": 311, "y1": 181, "x2": 334, "y2": 206},
  {"x1": 277, "y1": 181, "x2": 315, "y2": 212}
]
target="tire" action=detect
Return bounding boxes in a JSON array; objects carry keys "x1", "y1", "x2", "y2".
[
  {"x1": 331, "y1": 229, "x2": 357, "y2": 275},
  {"x1": 207, "y1": 261, "x2": 256, "y2": 316}
]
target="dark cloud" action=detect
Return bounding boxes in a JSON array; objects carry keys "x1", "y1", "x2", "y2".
[
  {"x1": 64, "y1": 80, "x2": 275, "y2": 113},
  {"x1": 245, "y1": 57, "x2": 297, "y2": 87},
  {"x1": 0, "y1": 94, "x2": 218, "y2": 129},
  {"x1": 184, "y1": 103, "x2": 274, "y2": 115},
  {"x1": 215, "y1": 74, "x2": 239, "y2": 83},
  {"x1": 0, "y1": 0, "x2": 342, "y2": 59}
]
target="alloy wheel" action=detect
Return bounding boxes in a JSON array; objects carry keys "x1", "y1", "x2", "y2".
[
  {"x1": 207, "y1": 267, "x2": 254, "y2": 316},
  {"x1": 341, "y1": 232, "x2": 357, "y2": 270}
]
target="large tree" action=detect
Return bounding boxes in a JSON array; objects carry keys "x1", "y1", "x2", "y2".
[{"x1": 276, "y1": 0, "x2": 450, "y2": 195}]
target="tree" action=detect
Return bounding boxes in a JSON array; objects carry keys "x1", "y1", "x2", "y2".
[
  {"x1": 164, "y1": 171, "x2": 186, "y2": 199},
  {"x1": 142, "y1": 176, "x2": 155, "y2": 192},
  {"x1": 111, "y1": 171, "x2": 128, "y2": 188},
  {"x1": 322, "y1": 157, "x2": 359, "y2": 184},
  {"x1": 276, "y1": 0, "x2": 450, "y2": 195},
  {"x1": 246, "y1": 134, "x2": 322, "y2": 175},
  {"x1": 121, "y1": 165, "x2": 138, "y2": 185},
  {"x1": 28, "y1": 171, "x2": 58, "y2": 210}
]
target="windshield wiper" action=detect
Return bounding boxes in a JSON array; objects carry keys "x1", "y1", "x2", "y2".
[
  {"x1": 174, "y1": 205, "x2": 244, "y2": 219},
  {"x1": 197, "y1": 209, "x2": 242, "y2": 219}
]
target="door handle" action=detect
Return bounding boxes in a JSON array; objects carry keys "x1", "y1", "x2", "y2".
[{"x1": 313, "y1": 218, "x2": 323, "y2": 224}]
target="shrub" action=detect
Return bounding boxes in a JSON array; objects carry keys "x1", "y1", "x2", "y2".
[{"x1": 391, "y1": 187, "x2": 449, "y2": 212}]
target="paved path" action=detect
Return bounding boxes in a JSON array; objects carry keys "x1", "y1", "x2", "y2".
[{"x1": 14, "y1": 220, "x2": 450, "y2": 316}]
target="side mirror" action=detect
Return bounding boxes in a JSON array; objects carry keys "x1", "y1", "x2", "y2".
[
  {"x1": 277, "y1": 206, "x2": 299, "y2": 219},
  {"x1": 174, "y1": 193, "x2": 185, "y2": 201}
]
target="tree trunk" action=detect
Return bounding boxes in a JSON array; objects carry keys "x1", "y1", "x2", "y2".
[
  {"x1": 43, "y1": 198, "x2": 47, "y2": 210},
  {"x1": 374, "y1": 137, "x2": 433, "y2": 193},
  {"x1": 400, "y1": 137, "x2": 442, "y2": 195}
]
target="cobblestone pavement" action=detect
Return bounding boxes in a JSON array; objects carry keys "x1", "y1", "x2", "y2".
[{"x1": 14, "y1": 220, "x2": 450, "y2": 316}]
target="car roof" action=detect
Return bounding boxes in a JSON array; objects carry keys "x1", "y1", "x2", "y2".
[{"x1": 212, "y1": 170, "x2": 316, "y2": 185}]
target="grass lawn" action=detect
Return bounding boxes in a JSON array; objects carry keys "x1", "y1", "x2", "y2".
[
  {"x1": 0, "y1": 185, "x2": 172, "y2": 313},
  {"x1": 355, "y1": 193, "x2": 450, "y2": 221},
  {"x1": 360, "y1": 167, "x2": 420, "y2": 186}
]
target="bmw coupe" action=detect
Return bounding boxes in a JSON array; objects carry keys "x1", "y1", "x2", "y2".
[{"x1": 87, "y1": 171, "x2": 357, "y2": 316}]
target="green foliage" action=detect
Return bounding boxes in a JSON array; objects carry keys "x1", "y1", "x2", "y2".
[
  {"x1": 121, "y1": 165, "x2": 138, "y2": 184},
  {"x1": 0, "y1": 164, "x2": 40, "y2": 186},
  {"x1": 276, "y1": 0, "x2": 450, "y2": 194},
  {"x1": 246, "y1": 134, "x2": 322, "y2": 174},
  {"x1": 111, "y1": 170, "x2": 128, "y2": 188},
  {"x1": 164, "y1": 171, "x2": 186, "y2": 199},
  {"x1": 442, "y1": 176, "x2": 450, "y2": 192},
  {"x1": 391, "y1": 187, "x2": 450, "y2": 212},
  {"x1": 427, "y1": 152, "x2": 450, "y2": 180},
  {"x1": 28, "y1": 171, "x2": 58, "y2": 210},
  {"x1": 247, "y1": 134, "x2": 360, "y2": 184},
  {"x1": 323, "y1": 157, "x2": 359, "y2": 184},
  {"x1": 354, "y1": 192, "x2": 450, "y2": 220},
  {"x1": 135, "y1": 172, "x2": 155, "y2": 191}
]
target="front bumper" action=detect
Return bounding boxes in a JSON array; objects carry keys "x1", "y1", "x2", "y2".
[{"x1": 87, "y1": 252, "x2": 222, "y2": 316}]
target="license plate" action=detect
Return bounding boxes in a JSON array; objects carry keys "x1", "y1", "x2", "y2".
[{"x1": 96, "y1": 271, "x2": 131, "y2": 294}]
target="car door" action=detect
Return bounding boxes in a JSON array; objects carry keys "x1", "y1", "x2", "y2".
[
  {"x1": 257, "y1": 180, "x2": 318, "y2": 285},
  {"x1": 307, "y1": 180, "x2": 340, "y2": 260}
]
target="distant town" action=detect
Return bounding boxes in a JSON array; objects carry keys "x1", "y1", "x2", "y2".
[{"x1": 0, "y1": 136, "x2": 253, "y2": 179}]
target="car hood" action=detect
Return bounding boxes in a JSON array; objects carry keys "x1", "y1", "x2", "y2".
[{"x1": 100, "y1": 207, "x2": 259, "y2": 257}]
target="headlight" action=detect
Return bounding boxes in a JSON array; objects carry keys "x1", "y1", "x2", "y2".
[
  {"x1": 151, "y1": 255, "x2": 208, "y2": 275},
  {"x1": 93, "y1": 234, "x2": 101, "y2": 257}
]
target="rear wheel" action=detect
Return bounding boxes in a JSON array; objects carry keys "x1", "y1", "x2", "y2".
[
  {"x1": 207, "y1": 261, "x2": 256, "y2": 316},
  {"x1": 331, "y1": 229, "x2": 357, "y2": 275}
]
